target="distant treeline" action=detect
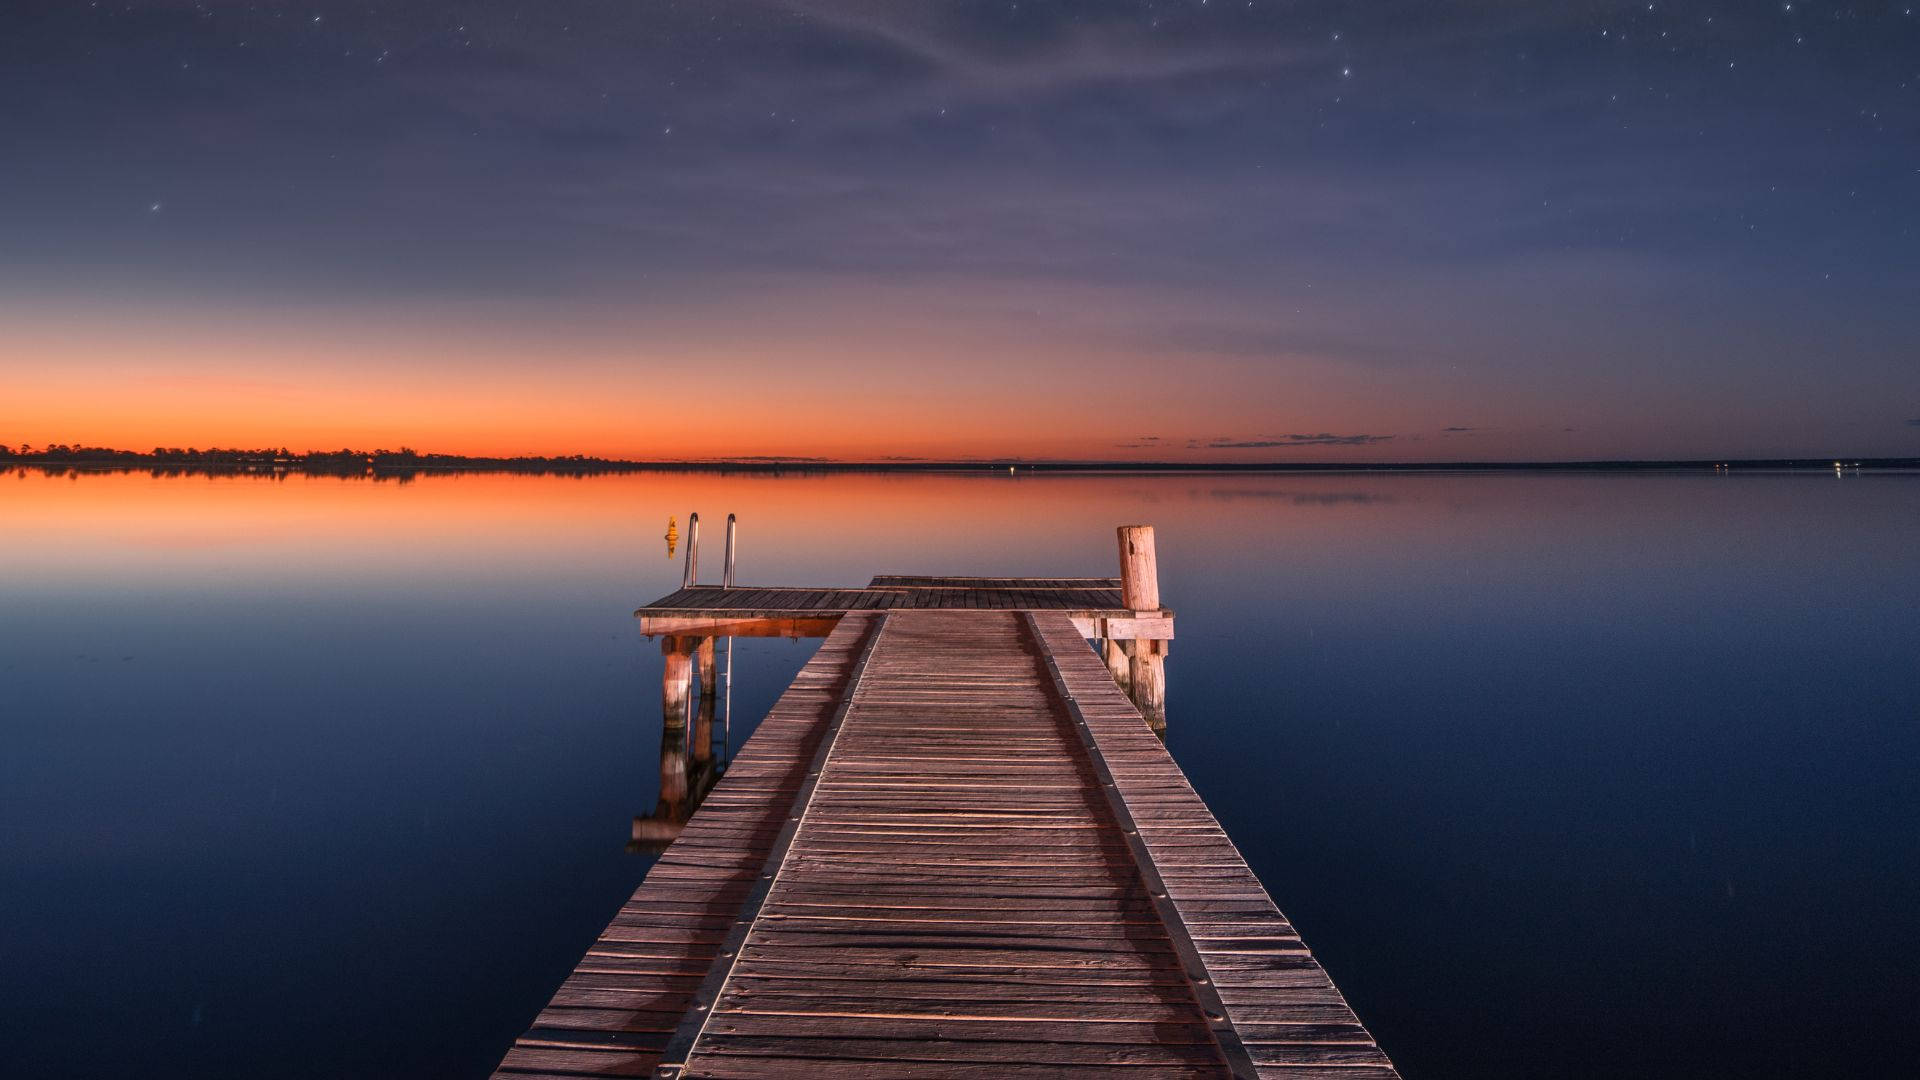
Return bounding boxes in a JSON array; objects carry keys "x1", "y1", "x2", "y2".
[
  {"x1": 0, "y1": 443, "x2": 653, "y2": 475},
  {"x1": 4, "y1": 442, "x2": 1916, "y2": 476}
]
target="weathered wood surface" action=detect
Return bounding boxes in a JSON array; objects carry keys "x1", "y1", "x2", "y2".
[
  {"x1": 494, "y1": 615, "x2": 880, "y2": 1079},
  {"x1": 641, "y1": 582, "x2": 1130, "y2": 614},
  {"x1": 1028, "y1": 613, "x2": 1394, "y2": 1078},
  {"x1": 867, "y1": 575, "x2": 1123, "y2": 589},
  {"x1": 636, "y1": 576, "x2": 1172, "y2": 642},
  {"x1": 497, "y1": 610, "x2": 1393, "y2": 1079},
  {"x1": 663, "y1": 610, "x2": 1235, "y2": 1077},
  {"x1": 1116, "y1": 527, "x2": 1161, "y2": 612}
]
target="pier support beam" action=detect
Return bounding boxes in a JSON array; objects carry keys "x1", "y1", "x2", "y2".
[
  {"x1": 1129, "y1": 641, "x2": 1167, "y2": 735},
  {"x1": 661, "y1": 636, "x2": 693, "y2": 731},
  {"x1": 1116, "y1": 525, "x2": 1167, "y2": 732},
  {"x1": 1103, "y1": 638, "x2": 1132, "y2": 694},
  {"x1": 696, "y1": 637, "x2": 717, "y2": 699}
]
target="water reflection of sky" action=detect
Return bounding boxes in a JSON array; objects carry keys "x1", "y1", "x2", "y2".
[{"x1": 2, "y1": 469, "x2": 1916, "y2": 1078}]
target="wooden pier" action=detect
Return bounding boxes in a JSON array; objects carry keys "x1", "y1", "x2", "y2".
[{"x1": 496, "y1": 526, "x2": 1395, "y2": 1079}]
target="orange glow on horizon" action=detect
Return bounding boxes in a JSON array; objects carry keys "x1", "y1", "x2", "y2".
[{"x1": 1, "y1": 302, "x2": 1621, "y2": 462}]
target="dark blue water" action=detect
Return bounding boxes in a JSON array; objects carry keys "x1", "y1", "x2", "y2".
[{"x1": 3, "y1": 468, "x2": 1915, "y2": 1078}]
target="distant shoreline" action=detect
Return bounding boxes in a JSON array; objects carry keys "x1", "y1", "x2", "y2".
[{"x1": 5, "y1": 450, "x2": 1916, "y2": 476}]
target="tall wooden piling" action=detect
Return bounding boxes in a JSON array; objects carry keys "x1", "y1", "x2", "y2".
[
  {"x1": 1117, "y1": 525, "x2": 1160, "y2": 612},
  {"x1": 1116, "y1": 525, "x2": 1167, "y2": 730}
]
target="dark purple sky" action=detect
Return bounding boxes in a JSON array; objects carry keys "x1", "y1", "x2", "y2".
[{"x1": 4, "y1": 1, "x2": 1917, "y2": 459}]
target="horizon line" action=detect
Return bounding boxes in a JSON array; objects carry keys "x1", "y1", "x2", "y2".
[{"x1": 4, "y1": 444, "x2": 1914, "y2": 473}]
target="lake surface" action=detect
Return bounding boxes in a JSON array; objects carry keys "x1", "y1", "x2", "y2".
[{"x1": 3, "y1": 467, "x2": 1916, "y2": 1079}]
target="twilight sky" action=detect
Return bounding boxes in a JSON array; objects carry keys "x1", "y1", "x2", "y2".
[{"x1": 3, "y1": 1, "x2": 1917, "y2": 461}]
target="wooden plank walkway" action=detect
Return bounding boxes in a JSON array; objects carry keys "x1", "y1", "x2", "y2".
[
  {"x1": 641, "y1": 579, "x2": 1128, "y2": 615},
  {"x1": 496, "y1": 606, "x2": 1394, "y2": 1078},
  {"x1": 496, "y1": 615, "x2": 881, "y2": 1078}
]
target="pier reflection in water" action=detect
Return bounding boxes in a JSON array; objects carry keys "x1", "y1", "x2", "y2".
[
  {"x1": 630, "y1": 635, "x2": 730, "y2": 854},
  {"x1": 628, "y1": 580, "x2": 1173, "y2": 853},
  {"x1": 9, "y1": 470, "x2": 1916, "y2": 1080}
]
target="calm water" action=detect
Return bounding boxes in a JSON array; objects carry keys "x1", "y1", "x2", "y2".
[{"x1": 3, "y1": 468, "x2": 1916, "y2": 1079}]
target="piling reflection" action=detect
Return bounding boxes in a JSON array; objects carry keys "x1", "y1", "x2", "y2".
[{"x1": 630, "y1": 634, "x2": 729, "y2": 854}]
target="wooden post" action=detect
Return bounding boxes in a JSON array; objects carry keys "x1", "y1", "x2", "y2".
[
  {"x1": 1116, "y1": 526, "x2": 1166, "y2": 730},
  {"x1": 1103, "y1": 638, "x2": 1132, "y2": 694},
  {"x1": 1117, "y1": 525, "x2": 1160, "y2": 612},
  {"x1": 1130, "y1": 644, "x2": 1167, "y2": 735},
  {"x1": 661, "y1": 636, "x2": 693, "y2": 731},
  {"x1": 696, "y1": 637, "x2": 717, "y2": 699},
  {"x1": 682, "y1": 513, "x2": 700, "y2": 587},
  {"x1": 722, "y1": 514, "x2": 737, "y2": 589}
]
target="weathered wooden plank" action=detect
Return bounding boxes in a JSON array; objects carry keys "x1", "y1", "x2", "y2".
[
  {"x1": 663, "y1": 610, "x2": 1240, "y2": 1077},
  {"x1": 492, "y1": 615, "x2": 880, "y2": 1080},
  {"x1": 1026, "y1": 611, "x2": 1396, "y2": 1079},
  {"x1": 867, "y1": 576, "x2": 1123, "y2": 589},
  {"x1": 502, "y1": 599, "x2": 1387, "y2": 1080}
]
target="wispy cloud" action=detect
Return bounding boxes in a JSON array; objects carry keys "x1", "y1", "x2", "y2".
[
  {"x1": 1207, "y1": 434, "x2": 1395, "y2": 448},
  {"x1": 779, "y1": 1, "x2": 1316, "y2": 98},
  {"x1": 720, "y1": 454, "x2": 832, "y2": 463}
]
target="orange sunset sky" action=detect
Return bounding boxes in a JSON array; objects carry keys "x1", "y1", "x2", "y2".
[
  {"x1": 6, "y1": 3, "x2": 1916, "y2": 463},
  {"x1": 2, "y1": 294, "x2": 1882, "y2": 463}
]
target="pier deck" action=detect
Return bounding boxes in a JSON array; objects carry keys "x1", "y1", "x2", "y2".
[
  {"x1": 634, "y1": 576, "x2": 1175, "y2": 643},
  {"x1": 496, "y1": 555, "x2": 1395, "y2": 1078}
]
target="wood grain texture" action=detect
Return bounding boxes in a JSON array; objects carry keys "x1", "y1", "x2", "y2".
[
  {"x1": 498, "y1": 608, "x2": 1393, "y2": 1080},
  {"x1": 493, "y1": 615, "x2": 879, "y2": 1079},
  {"x1": 1028, "y1": 612, "x2": 1396, "y2": 1079},
  {"x1": 638, "y1": 581, "x2": 1134, "y2": 617},
  {"x1": 672, "y1": 610, "x2": 1232, "y2": 1078}
]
